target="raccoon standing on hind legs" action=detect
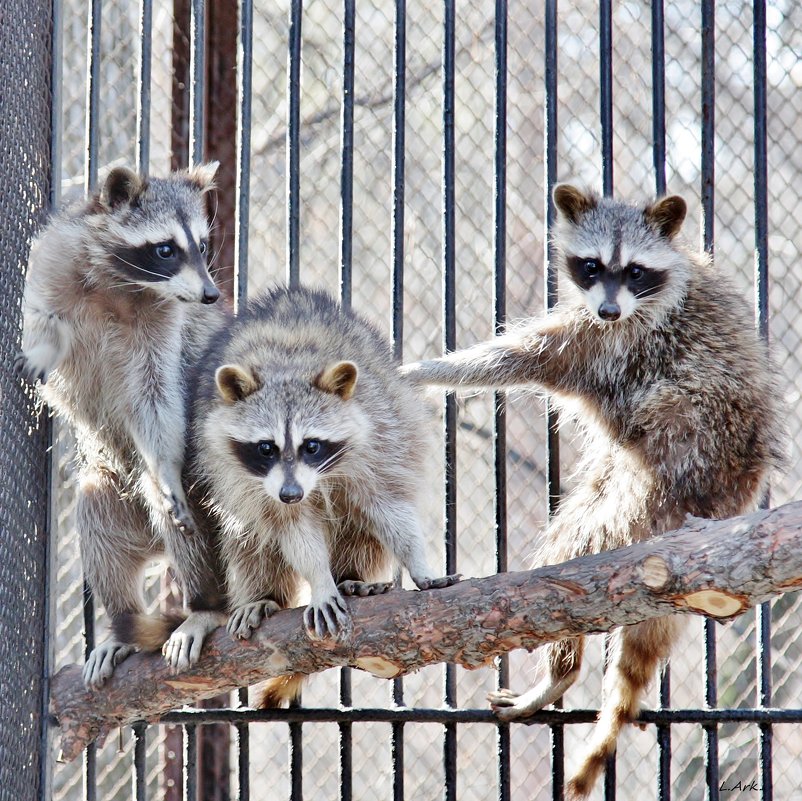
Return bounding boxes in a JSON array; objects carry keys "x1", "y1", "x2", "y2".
[
  {"x1": 17, "y1": 164, "x2": 228, "y2": 687},
  {"x1": 402, "y1": 184, "x2": 785, "y2": 797}
]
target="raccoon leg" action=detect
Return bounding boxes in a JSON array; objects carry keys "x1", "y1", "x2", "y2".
[
  {"x1": 127, "y1": 343, "x2": 196, "y2": 535},
  {"x1": 279, "y1": 517, "x2": 350, "y2": 640},
  {"x1": 566, "y1": 617, "x2": 680, "y2": 798},
  {"x1": 365, "y1": 500, "x2": 461, "y2": 590},
  {"x1": 77, "y1": 468, "x2": 155, "y2": 689},
  {"x1": 17, "y1": 302, "x2": 71, "y2": 384},
  {"x1": 488, "y1": 636, "x2": 584, "y2": 720}
]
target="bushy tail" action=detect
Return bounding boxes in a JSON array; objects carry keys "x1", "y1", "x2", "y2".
[
  {"x1": 112, "y1": 611, "x2": 188, "y2": 652},
  {"x1": 567, "y1": 618, "x2": 679, "y2": 799},
  {"x1": 256, "y1": 673, "x2": 306, "y2": 709}
]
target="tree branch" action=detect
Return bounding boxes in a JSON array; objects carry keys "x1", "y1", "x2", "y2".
[{"x1": 51, "y1": 500, "x2": 802, "y2": 761}]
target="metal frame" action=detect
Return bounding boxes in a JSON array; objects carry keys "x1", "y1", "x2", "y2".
[{"x1": 31, "y1": 1, "x2": 794, "y2": 799}]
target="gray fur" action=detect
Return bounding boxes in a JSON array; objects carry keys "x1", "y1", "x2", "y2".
[
  {"x1": 18, "y1": 165, "x2": 228, "y2": 687},
  {"x1": 189, "y1": 286, "x2": 459, "y2": 647},
  {"x1": 402, "y1": 185, "x2": 785, "y2": 798}
]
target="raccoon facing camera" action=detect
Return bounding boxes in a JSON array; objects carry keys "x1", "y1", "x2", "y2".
[{"x1": 402, "y1": 184, "x2": 786, "y2": 798}]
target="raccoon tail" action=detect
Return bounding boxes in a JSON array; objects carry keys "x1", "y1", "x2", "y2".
[
  {"x1": 256, "y1": 673, "x2": 307, "y2": 709},
  {"x1": 112, "y1": 611, "x2": 188, "y2": 652},
  {"x1": 566, "y1": 618, "x2": 679, "y2": 799}
]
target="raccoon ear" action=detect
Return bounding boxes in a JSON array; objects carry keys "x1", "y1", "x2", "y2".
[
  {"x1": 101, "y1": 167, "x2": 146, "y2": 209},
  {"x1": 552, "y1": 184, "x2": 597, "y2": 224},
  {"x1": 645, "y1": 195, "x2": 687, "y2": 240},
  {"x1": 315, "y1": 361, "x2": 358, "y2": 400},
  {"x1": 185, "y1": 161, "x2": 220, "y2": 193},
  {"x1": 215, "y1": 364, "x2": 260, "y2": 403}
]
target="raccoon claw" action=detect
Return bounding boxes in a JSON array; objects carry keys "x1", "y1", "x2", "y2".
[
  {"x1": 165, "y1": 492, "x2": 195, "y2": 536},
  {"x1": 337, "y1": 579, "x2": 394, "y2": 597},
  {"x1": 162, "y1": 630, "x2": 203, "y2": 673},
  {"x1": 227, "y1": 600, "x2": 280, "y2": 640},
  {"x1": 83, "y1": 642, "x2": 136, "y2": 689},
  {"x1": 304, "y1": 594, "x2": 350, "y2": 640},
  {"x1": 413, "y1": 573, "x2": 462, "y2": 591},
  {"x1": 14, "y1": 351, "x2": 46, "y2": 384}
]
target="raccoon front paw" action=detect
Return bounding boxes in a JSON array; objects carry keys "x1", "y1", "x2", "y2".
[
  {"x1": 303, "y1": 593, "x2": 350, "y2": 640},
  {"x1": 164, "y1": 490, "x2": 196, "y2": 536},
  {"x1": 13, "y1": 351, "x2": 48, "y2": 384},
  {"x1": 412, "y1": 573, "x2": 462, "y2": 591},
  {"x1": 82, "y1": 642, "x2": 137, "y2": 689},
  {"x1": 337, "y1": 579, "x2": 394, "y2": 597},
  {"x1": 227, "y1": 600, "x2": 281, "y2": 640}
]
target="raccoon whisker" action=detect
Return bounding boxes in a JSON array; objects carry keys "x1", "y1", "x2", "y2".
[{"x1": 112, "y1": 254, "x2": 170, "y2": 281}]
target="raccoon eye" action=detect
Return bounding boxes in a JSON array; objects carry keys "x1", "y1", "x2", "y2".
[
  {"x1": 303, "y1": 440, "x2": 321, "y2": 456},
  {"x1": 155, "y1": 242, "x2": 175, "y2": 259},
  {"x1": 629, "y1": 264, "x2": 645, "y2": 281},
  {"x1": 257, "y1": 440, "x2": 277, "y2": 458},
  {"x1": 199, "y1": 240, "x2": 208, "y2": 255},
  {"x1": 581, "y1": 259, "x2": 600, "y2": 278}
]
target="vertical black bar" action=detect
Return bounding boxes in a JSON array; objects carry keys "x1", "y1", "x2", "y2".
[
  {"x1": 290, "y1": 718, "x2": 303, "y2": 801},
  {"x1": 234, "y1": 0, "x2": 253, "y2": 313},
  {"x1": 287, "y1": 0, "x2": 303, "y2": 288},
  {"x1": 184, "y1": 724, "x2": 198, "y2": 801},
  {"x1": 599, "y1": 0, "x2": 613, "y2": 196},
  {"x1": 493, "y1": 1, "x2": 510, "y2": 799},
  {"x1": 701, "y1": 4, "x2": 718, "y2": 799},
  {"x1": 83, "y1": 0, "x2": 99, "y2": 744},
  {"x1": 339, "y1": 669, "x2": 353, "y2": 801},
  {"x1": 704, "y1": 619, "x2": 719, "y2": 801},
  {"x1": 442, "y1": 1, "x2": 457, "y2": 799},
  {"x1": 189, "y1": 0, "x2": 205, "y2": 165},
  {"x1": 544, "y1": 3, "x2": 562, "y2": 799},
  {"x1": 753, "y1": 5, "x2": 772, "y2": 800},
  {"x1": 339, "y1": 0, "x2": 355, "y2": 310},
  {"x1": 85, "y1": 0, "x2": 101, "y2": 192},
  {"x1": 652, "y1": 5, "x2": 670, "y2": 798},
  {"x1": 136, "y1": 0, "x2": 153, "y2": 175},
  {"x1": 658, "y1": 668, "x2": 671, "y2": 801},
  {"x1": 391, "y1": 5, "x2": 407, "y2": 797},
  {"x1": 237, "y1": 688, "x2": 250, "y2": 801},
  {"x1": 701, "y1": 0, "x2": 715, "y2": 254},
  {"x1": 132, "y1": 723, "x2": 148, "y2": 801},
  {"x1": 651, "y1": 0, "x2": 666, "y2": 197},
  {"x1": 234, "y1": 5, "x2": 253, "y2": 795},
  {"x1": 40, "y1": 2, "x2": 62, "y2": 797}
]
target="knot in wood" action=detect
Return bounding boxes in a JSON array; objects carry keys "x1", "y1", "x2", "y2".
[{"x1": 641, "y1": 555, "x2": 670, "y2": 590}]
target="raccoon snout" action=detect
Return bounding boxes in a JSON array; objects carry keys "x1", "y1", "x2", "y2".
[
  {"x1": 598, "y1": 301, "x2": 621, "y2": 322},
  {"x1": 279, "y1": 483, "x2": 304, "y2": 504},
  {"x1": 201, "y1": 285, "x2": 220, "y2": 304}
]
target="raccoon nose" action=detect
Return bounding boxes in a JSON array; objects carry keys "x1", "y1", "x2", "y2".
[
  {"x1": 279, "y1": 483, "x2": 304, "y2": 504},
  {"x1": 201, "y1": 285, "x2": 220, "y2": 305},
  {"x1": 598, "y1": 301, "x2": 621, "y2": 321}
]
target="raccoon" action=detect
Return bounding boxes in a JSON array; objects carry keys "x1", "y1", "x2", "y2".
[
  {"x1": 17, "y1": 164, "x2": 229, "y2": 687},
  {"x1": 160, "y1": 286, "x2": 459, "y2": 700},
  {"x1": 401, "y1": 185, "x2": 785, "y2": 798}
]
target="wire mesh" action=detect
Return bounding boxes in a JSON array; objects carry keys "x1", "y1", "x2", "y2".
[
  {"x1": 19, "y1": 0, "x2": 802, "y2": 799},
  {"x1": 0, "y1": 1, "x2": 54, "y2": 800}
]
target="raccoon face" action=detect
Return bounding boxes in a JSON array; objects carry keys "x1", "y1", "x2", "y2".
[
  {"x1": 214, "y1": 361, "x2": 363, "y2": 506},
  {"x1": 565, "y1": 256, "x2": 666, "y2": 322},
  {"x1": 554, "y1": 184, "x2": 688, "y2": 324},
  {"x1": 100, "y1": 165, "x2": 220, "y2": 304}
]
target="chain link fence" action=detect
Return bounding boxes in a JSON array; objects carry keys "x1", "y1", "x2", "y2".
[{"x1": 14, "y1": 0, "x2": 802, "y2": 798}]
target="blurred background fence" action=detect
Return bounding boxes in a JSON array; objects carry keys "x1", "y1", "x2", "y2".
[{"x1": 5, "y1": 0, "x2": 802, "y2": 799}]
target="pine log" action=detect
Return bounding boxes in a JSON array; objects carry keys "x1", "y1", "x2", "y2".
[{"x1": 50, "y1": 500, "x2": 802, "y2": 761}]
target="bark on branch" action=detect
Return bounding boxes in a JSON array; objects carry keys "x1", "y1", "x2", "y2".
[{"x1": 51, "y1": 500, "x2": 802, "y2": 761}]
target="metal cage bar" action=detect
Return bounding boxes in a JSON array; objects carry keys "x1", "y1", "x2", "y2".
[{"x1": 33, "y1": 2, "x2": 797, "y2": 800}]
